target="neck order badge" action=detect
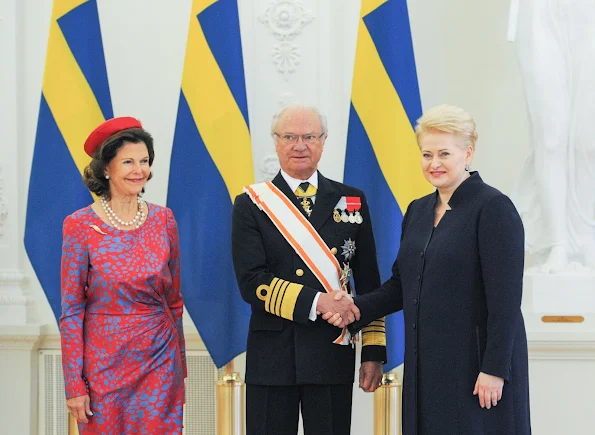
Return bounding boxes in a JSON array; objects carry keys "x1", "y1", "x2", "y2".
[{"x1": 294, "y1": 182, "x2": 317, "y2": 217}]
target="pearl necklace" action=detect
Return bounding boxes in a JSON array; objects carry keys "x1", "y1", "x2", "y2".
[{"x1": 100, "y1": 196, "x2": 146, "y2": 230}]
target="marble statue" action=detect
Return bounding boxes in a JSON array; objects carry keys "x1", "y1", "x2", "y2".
[{"x1": 508, "y1": 0, "x2": 595, "y2": 273}]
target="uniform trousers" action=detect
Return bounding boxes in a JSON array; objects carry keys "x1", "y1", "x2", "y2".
[{"x1": 246, "y1": 383, "x2": 353, "y2": 435}]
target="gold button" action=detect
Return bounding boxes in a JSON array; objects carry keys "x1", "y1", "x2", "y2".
[
  {"x1": 331, "y1": 247, "x2": 338, "y2": 255},
  {"x1": 296, "y1": 269, "x2": 304, "y2": 277}
]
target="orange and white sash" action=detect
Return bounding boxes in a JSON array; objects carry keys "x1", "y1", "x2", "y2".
[{"x1": 244, "y1": 181, "x2": 351, "y2": 345}]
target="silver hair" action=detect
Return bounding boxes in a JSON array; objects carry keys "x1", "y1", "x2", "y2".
[{"x1": 270, "y1": 103, "x2": 328, "y2": 135}]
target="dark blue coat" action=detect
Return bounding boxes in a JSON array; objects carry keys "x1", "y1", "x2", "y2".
[{"x1": 351, "y1": 173, "x2": 531, "y2": 434}]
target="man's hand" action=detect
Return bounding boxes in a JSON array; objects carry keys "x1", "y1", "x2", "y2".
[
  {"x1": 473, "y1": 372, "x2": 504, "y2": 409},
  {"x1": 321, "y1": 290, "x2": 355, "y2": 327},
  {"x1": 359, "y1": 361, "x2": 383, "y2": 392},
  {"x1": 316, "y1": 290, "x2": 359, "y2": 328},
  {"x1": 66, "y1": 394, "x2": 93, "y2": 423}
]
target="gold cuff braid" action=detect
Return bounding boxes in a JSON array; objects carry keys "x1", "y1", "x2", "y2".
[
  {"x1": 256, "y1": 277, "x2": 303, "y2": 321},
  {"x1": 362, "y1": 317, "x2": 386, "y2": 347}
]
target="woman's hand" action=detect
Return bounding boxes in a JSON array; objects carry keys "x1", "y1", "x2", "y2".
[
  {"x1": 66, "y1": 394, "x2": 93, "y2": 423},
  {"x1": 359, "y1": 361, "x2": 383, "y2": 392},
  {"x1": 473, "y1": 372, "x2": 504, "y2": 409}
]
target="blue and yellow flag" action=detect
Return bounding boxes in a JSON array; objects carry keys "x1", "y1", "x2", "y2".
[
  {"x1": 167, "y1": 0, "x2": 253, "y2": 368},
  {"x1": 24, "y1": 0, "x2": 112, "y2": 320},
  {"x1": 345, "y1": 0, "x2": 431, "y2": 371}
]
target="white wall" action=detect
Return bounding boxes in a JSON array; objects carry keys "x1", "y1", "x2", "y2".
[
  {"x1": 410, "y1": 0, "x2": 530, "y2": 192},
  {"x1": 4, "y1": 0, "x2": 593, "y2": 434}
]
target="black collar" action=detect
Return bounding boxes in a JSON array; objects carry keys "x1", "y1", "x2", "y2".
[
  {"x1": 447, "y1": 171, "x2": 483, "y2": 208},
  {"x1": 431, "y1": 171, "x2": 483, "y2": 209}
]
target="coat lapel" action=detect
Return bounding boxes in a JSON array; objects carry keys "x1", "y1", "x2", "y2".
[
  {"x1": 411, "y1": 192, "x2": 438, "y2": 253},
  {"x1": 427, "y1": 190, "x2": 439, "y2": 228},
  {"x1": 309, "y1": 173, "x2": 342, "y2": 230}
]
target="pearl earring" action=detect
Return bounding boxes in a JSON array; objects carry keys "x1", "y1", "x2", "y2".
[
  {"x1": 464, "y1": 166, "x2": 469, "y2": 172},
  {"x1": 105, "y1": 175, "x2": 110, "y2": 179}
]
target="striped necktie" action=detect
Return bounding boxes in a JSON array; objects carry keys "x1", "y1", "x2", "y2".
[{"x1": 294, "y1": 182, "x2": 317, "y2": 217}]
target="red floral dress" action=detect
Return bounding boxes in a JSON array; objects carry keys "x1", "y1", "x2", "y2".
[{"x1": 60, "y1": 203, "x2": 186, "y2": 434}]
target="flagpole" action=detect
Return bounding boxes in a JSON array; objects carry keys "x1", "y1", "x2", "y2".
[
  {"x1": 374, "y1": 371, "x2": 402, "y2": 435},
  {"x1": 224, "y1": 360, "x2": 235, "y2": 375},
  {"x1": 68, "y1": 414, "x2": 79, "y2": 435},
  {"x1": 216, "y1": 359, "x2": 245, "y2": 435}
]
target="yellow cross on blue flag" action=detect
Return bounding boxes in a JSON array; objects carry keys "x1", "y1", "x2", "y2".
[
  {"x1": 344, "y1": 0, "x2": 432, "y2": 371},
  {"x1": 25, "y1": 0, "x2": 113, "y2": 320},
  {"x1": 166, "y1": 0, "x2": 253, "y2": 368}
]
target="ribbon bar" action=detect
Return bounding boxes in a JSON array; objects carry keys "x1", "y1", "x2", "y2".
[{"x1": 345, "y1": 196, "x2": 362, "y2": 212}]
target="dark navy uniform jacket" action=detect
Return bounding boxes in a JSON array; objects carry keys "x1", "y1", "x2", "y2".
[{"x1": 232, "y1": 171, "x2": 386, "y2": 386}]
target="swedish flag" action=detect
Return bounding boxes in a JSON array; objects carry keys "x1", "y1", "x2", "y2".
[
  {"x1": 344, "y1": 0, "x2": 431, "y2": 371},
  {"x1": 167, "y1": 0, "x2": 253, "y2": 368},
  {"x1": 24, "y1": 0, "x2": 112, "y2": 320}
]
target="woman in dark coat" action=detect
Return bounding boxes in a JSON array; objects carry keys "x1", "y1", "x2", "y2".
[{"x1": 328, "y1": 104, "x2": 531, "y2": 434}]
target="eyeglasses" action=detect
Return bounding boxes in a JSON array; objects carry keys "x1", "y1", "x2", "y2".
[{"x1": 274, "y1": 132, "x2": 326, "y2": 145}]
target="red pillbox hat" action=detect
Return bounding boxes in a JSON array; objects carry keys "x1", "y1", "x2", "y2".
[{"x1": 84, "y1": 117, "x2": 142, "y2": 157}]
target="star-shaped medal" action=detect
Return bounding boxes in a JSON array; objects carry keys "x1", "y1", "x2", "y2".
[{"x1": 341, "y1": 238, "x2": 356, "y2": 261}]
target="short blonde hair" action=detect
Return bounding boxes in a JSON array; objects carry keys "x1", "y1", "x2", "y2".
[{"x1": 415, "y1": 104, "x2": 478, "y2": 150}]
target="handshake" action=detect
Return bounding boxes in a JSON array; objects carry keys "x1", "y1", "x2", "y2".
[{"x1": 316, "y1": 290, "x2": 360, "y2": 329}]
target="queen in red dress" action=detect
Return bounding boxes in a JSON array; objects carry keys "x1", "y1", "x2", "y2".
[{"x1": 60, "y1": 117, "x2": 187, "y2": 434}]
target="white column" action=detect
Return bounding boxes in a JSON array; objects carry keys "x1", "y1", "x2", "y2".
[
  {"x1": 0, "y1": 0, "x2": 27, "y2": 325},
  {"x1": 0, "y1": 0, "x2": 41, "y2": 433},
  {"x1": 0, "y1": 326, "x2": 41, "y2": 435}
]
